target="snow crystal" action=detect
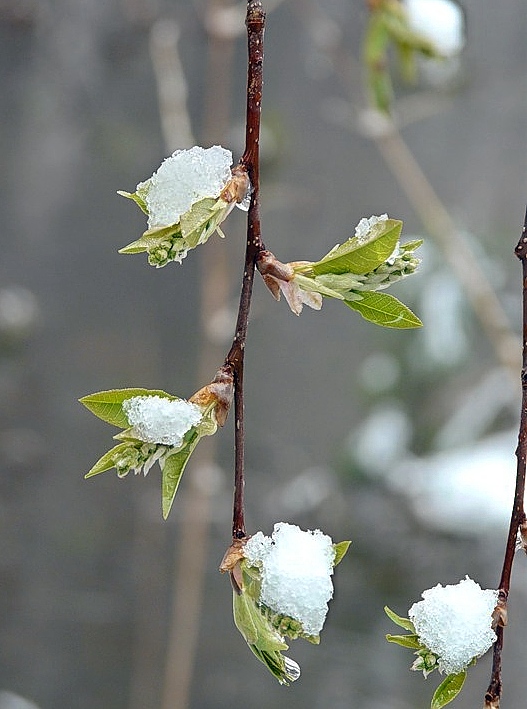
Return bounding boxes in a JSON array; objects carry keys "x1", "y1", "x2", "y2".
[
  {"x1": 354, "y1": 214, "x2": 388, "y2": 242},
  {"x1": 123, "y1": 395, "x2": 203, "y2": 447},
  {"x1": 404, "y1": 0, "x2": 465, "y2": 57},
  {"x1": 409, "y1": 576, "x2": 498, "y2": 674},
  {"x1": 243, "y1": 522, "x2": 336, "y2": 636},
  {"x1": 144, "y1": 145, "x2": 233, "y2": 229}
]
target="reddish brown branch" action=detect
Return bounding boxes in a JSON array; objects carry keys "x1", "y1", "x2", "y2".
[
  {"x1": 224, "y1": 0, "x2": 266, "y2": 541},
  {"x1": 485, "y1": 208, "x2": 527, "y2": 708}
]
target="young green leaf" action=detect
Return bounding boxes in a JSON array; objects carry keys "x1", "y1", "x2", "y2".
[
  {"x1": 84, "y1": 443, "x2": 133, "y2": 478},
  {"x1": 161, "y1": 430, "x2": 201, "y2": 519},
  {"x1": 385, "y1": 633, "x2": 422, "y2": 650},
  {"x1": 179, "y1": 197, "x2": 227, "y2": 243},
  {"x1": 80, "y1": 388, "x2": 176, "y2": 428},
  {"x1": 384, "y1": 605, "x2": 416, "y2": 632},
  {"x1": 430, "y1": 671, "x2": 467, "y2": 709},
  {"x1": 118, "y1": 224, "x2": 180, "y2": 254},
  {"x1": 345, "y1": 291, "x2": 422, "y2": 328},
  {"x1": 400, "y1": 238, "x2": 424, "y2": 253},
  {"x1": 312, "y1": 220, "x2": 402, "y2": 276},
  {"x1": 333, "y1": 540, "x2": 351, "y2": 567},
  {"x1": 117, "y1": 186, "x2": 149, "y2": 214},
  {"x1": 294, "y1": 273, "x2": 344, "y2": 300}
]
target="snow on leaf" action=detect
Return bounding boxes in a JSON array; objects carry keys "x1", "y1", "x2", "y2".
[
  {"x1": 312, "y1": 219, "x2": 402, "y2": 276},
  {"x1": 79, "y1": 388, "x2": 176, "y2": 428}
]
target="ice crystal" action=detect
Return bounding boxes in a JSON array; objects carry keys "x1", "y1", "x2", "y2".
[
  {"x1": 354, "y1": 213, "x2": 389, "y2": 242},
  {"x1": 123, "y1": 395, "x2": 203, "y2": 447},
  {"x1": 404, "y1": 0, "x2": 465, "y2": 57},
  {"x1": 144, "y1": 145, "x2": 233, "y2": 229},
  {"x1": 409, "y1": 576, "x2": 498, "y2": 674},
  {"x1": 244, "y1": 522, "x2": 336, "y2": 636}
]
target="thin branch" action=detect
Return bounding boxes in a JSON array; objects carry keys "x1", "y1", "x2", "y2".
[
  {"x1": 484, "y1": 207, "x2": 527, "y2": 708},
  {"x1": 224, "y1": 0, "x2": 266, "y2": 540},
  {"x1": 150, "y1": 13, "x2": 236, "y2": 709}
]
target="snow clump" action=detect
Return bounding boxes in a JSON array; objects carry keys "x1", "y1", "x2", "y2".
[
  {"x1": 409, "y1": 576, "x2": 498, "y2": 674},
  {"x1": 123, "y1": 395, "x2": 203, "y2": 447},
  {"x1": 243, "y1": 522, "x2": 336, "y2": 636},
  {"x1": 354, "y1": 213, "x2": 388, "y2": 242},
  {"x1": 143, "y1": 145, "x2": 233, "y2": 229},
  {"x1": 404, "y1": 0, "x2": 465, "y2": 57}
]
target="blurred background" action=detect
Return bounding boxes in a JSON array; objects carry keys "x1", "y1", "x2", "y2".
[{"x1": 0, "y1": 0, "x2": 526, "y2": 707}]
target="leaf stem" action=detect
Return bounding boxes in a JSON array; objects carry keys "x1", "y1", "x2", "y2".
[
  {"x1": 484, "y1": 207, "x2": 527, "y2": 708},
  {"x1": 224, "y1": 0, "x2": 266, "y2": 540}
]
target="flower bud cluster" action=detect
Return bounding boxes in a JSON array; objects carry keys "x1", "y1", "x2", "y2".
[
  {"x1": 118, "y1": 146, "x2": 250, "y2": 267},
  {"x1": 347, "y1": 250, "x2": 421, "y2": 292},
  {"x1": 411, "y1": 646, "x2": 439, "y2": 678},
  {"x1": 147, "y1": 238, "x2": 188, "y2": 268},
  {"x1": 263, "y1": 607, "x2": 317, "y2": 643},
  {"x1": 114, "y1": 442, "x2": 169, "y2": 478}
]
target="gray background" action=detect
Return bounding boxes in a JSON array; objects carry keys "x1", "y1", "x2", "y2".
[{"x1": 0, "y1": 0, "x2": 526, "y2": 707}]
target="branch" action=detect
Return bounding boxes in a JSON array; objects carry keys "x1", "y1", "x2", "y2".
[
  {"x1": 224, "y1": 0, "x2": 266, "y2": 541},
  {"x1": 484, "y1": 207, "x2": 527, "y2": 708}
]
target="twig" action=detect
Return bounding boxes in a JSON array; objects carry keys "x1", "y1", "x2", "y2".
[
  {"x1": 149, "y1": 19, "x2": 194, "y2": 151},
  {"x1": 224, "y1": 0, "x2": 266, "y2": 540},
  {"x1": 484, "y1": 208, "x2": 527, "y2": 708}
]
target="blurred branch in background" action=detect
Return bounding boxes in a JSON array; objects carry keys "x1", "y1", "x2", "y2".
[
  {"x1": 362, "y1": 113, "x2": 521, "y2": 379},
  {"x1": 302, "y1": 0, "x2": 520, "y2": 380},
  {"x1": 139, "y1": 9, "x2": 238, "y2": 709}
]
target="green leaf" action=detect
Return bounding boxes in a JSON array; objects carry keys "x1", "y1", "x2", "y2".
[
  {"x1": 345, "y1": 291, "x2": 422, "y2": 328},
  {"x1": 430, "y1": 671, "x2": 467, "y2": 709},
  {"x1": 364, "y1": 11, "x2": 389, "y2": 66},
  {"x1": 117, "y1": 186, "x2": 149, "y2": 215},
  {"x1": 312, "y1": 220, "x2": 402, "y2": 275},
  {"x1": 333, "y1": 540, "x2": 351, "y2": 567},
  {"x1": 85, "y1": 442, "x2": 132, "y2": 478},
  {"x1": 80, "y1": 388, "x2": 176, "y2": 428},
  {"x1": 233, "y1": 591, "x2": 288, "y2": 652},
  {"x1": 384, "y1": 606, "x2": 416, "y2": 632},
  {"x1": 294, "y1": 273, "x2": 344, "y2": 300},
  {"x1": 118, "y1": 224, "x2": 180, "y2": 254},
  {"x1": 179, "y1": 197, "x2": 225, "y2": 242},
  {"x1": 161, "y1": 430, "x2": 201, "y2": 519},
  {"x1": 385, "y1": 633, "x2": 421, "y2": 649}
]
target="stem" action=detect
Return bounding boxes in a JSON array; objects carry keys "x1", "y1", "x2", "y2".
[
  {"x1": 485, "y1": 207, "x2": 527, "y2": 708},
  {"x1": 225, "y1": 0, "x2": 266, "y2": 540}
]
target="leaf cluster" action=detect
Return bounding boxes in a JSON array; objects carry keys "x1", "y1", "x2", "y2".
[
  {"x1": 118, "y1": 193, "x2": 233, "y2": 267},
  {"x1": 384, "y1": 606, "x2": 467, "y2": 709},
  {"x1": 80, "y1": 388, "x2": 218, "y2": 518},
  {"x1": 291, "y1": 219, "x2": 422, "y2": 327}
]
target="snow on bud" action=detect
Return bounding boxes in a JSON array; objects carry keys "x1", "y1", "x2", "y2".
[
  {"x1": 243, "y1": 523, "x2": 337, "y2": 637},
  {"x1": 144, "y1": 145, "x2": 233, "y2": 229},
  {"x1": 408, "y1": 576, "x2": 498, "y2": 674},
  {"x1": 122, "y1": 395, "x2": 203, "y2": 447},
  {"x1": 118, "y1": 146, "x2": 251, "y2": 267},
  {"x1": 403, "y1": 0, "x2": 465, "y2": 58}
]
